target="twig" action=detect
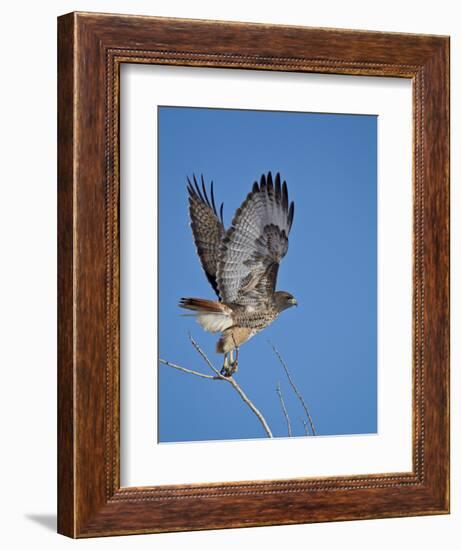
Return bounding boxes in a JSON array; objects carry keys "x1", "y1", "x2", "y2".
[
  {"x1": 188, "y1": 332, "x2": 221, "y2": 376},
  {"x1": 161, "y1": 335, "x2": 273, "y2": 438},
  {"x1": 159, "y1": 359, "x2": 217, "y2": 380},
  {"x1": 225, "y1": 376, "x2": 273, "y2": 438},
  {"x1": 268, "y1": 341, "x2": 317, "y2": 436},
  {"x1": 276, "y1": 382, "x2": 292, "y2": 437},
  {"x1": 301, "y1": 418, "x2": 310, "y2": 436}
]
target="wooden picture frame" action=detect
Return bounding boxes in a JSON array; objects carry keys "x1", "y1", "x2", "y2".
[{"x1": 57, "y1": 12, "x2": 450, "y2": 538}]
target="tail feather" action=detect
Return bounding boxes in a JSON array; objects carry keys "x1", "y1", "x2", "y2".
[
  {"x1": 179, "y1": 297, "x2": 233, "y2": 333},
  {"x1": 179, "y1": 297, "x2": 225, "y2": 313}
]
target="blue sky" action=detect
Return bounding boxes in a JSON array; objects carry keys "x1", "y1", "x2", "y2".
[{"x1": 158, "y1": 106, "x2": 377, "y2": 443}]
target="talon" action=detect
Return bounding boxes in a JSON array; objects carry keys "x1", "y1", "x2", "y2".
[
  {"x1": 220, "y1": 349, "x2": 239, "y2": 377},
  {"x1": 220, "y1": 352, "x2": 231, "y2": 377},
  {"x1": 220, "y1": 366, "x2": 233, "y2": 377},
  {"x1": 228, "y1": 360, "x2": 238, "y2": 376}
]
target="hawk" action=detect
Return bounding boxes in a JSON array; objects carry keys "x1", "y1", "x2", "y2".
[{"x1": 180, "y1": 172, "x2": 297, "y2": 376}]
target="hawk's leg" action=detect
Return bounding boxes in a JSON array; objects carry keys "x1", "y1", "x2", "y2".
[
  {"x1": 228, "y1": 334, "x2": 240, "y2": 374},
  {"x1": 220, "y1": 349, "x2": 239, "y2": 377},
  {"x1": 220, "y1": 352, "x2": 230, "y2": 377},
  {"x1": 232, "y1": 347, "x2": 239, "y2": 370}
]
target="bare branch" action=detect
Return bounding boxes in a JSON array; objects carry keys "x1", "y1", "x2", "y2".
[
  {"x1": 268, "y1": 341, "x2": 317, "y2": 436},
  {"x1": 301, "y1": 418, "x2": 310, "y2": 436},
  {"x1": 188, "y1": 332, "x2": 222, "y2": 377},
  {"x1": 161, "y1": 336, "x2": 273, "y2": 438},
  {"x1": 159, "y1": 358, "x2": 218, "y2": 380},
  {"x1": 225, "y1": 376, "x2": 273, "y2": 438},
  {"x1": 276, "y1": 382, "x2": 292, "y2": 437}
]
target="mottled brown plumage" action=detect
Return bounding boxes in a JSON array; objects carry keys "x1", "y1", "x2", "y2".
[{"x1": 180, "y1": 172, "x2": 296, "y2": 374}]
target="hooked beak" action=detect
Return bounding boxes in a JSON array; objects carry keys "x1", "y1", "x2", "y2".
[{"x1": 290, "y1": 298, "x2": 298, "y2": 307}]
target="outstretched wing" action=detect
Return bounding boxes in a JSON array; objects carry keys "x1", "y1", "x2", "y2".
[
  {"x1": 217, "y1": 172, "x2": 294, "y2": 306},
  {"x1": 187, "y1": 175, "x2": 225, "y2": 297}
]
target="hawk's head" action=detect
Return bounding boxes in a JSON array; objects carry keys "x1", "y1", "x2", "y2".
[{"x1": 274, "y1": 291, "x2": 298, "y2": 312}]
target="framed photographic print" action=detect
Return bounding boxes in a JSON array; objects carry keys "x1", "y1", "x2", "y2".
[{"x1": 57, "y1": 12, "x2": 450, "y2": 537}]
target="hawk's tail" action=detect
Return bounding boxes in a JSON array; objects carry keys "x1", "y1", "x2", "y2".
[
  {"x1": 179, "y1": 297, "x2": 224, "y2": 313},
  {"x1": 179, "y1": 298, "x2": 233, "y2": 334}
]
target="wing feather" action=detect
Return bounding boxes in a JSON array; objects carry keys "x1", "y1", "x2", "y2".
[
  {"x1": 217, "y1": 172, "x2": 294, "y2": 305},
  {"x1": 187, "y1": 175, "x2": 225, "y2": 296}
]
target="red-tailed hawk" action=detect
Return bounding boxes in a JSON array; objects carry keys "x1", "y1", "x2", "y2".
[{"x1": 180, "y1": 172, "x2": 296, "y2": 376}]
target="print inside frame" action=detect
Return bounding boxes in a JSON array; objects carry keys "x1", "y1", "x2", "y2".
[
  {"x1": 158, "y1": 106, "x2": 377, "y2": 444},
  {"x1": 120, "y1": 64, "x2": 413, "y2": 488}
]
